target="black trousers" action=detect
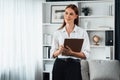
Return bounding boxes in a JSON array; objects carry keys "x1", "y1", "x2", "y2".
[{"x1": 52, "y1": 58, "x2": 82, "y2": 80}]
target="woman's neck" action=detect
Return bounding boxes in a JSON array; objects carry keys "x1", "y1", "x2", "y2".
[{"x1": 66, "y1": 23, "x2": 75, "y2": 37}]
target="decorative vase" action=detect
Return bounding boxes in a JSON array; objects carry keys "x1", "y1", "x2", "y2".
[
  {"x1": 84, "y1": 12, "x2": 89, "y2": 16},
  {"x1": 84, "y1": 21, "x2": 89, "y2": 29}
]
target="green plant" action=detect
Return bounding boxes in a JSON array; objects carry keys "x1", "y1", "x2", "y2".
[{"x1": 82, "y1": 7, "x2": 91, "y2": 16}]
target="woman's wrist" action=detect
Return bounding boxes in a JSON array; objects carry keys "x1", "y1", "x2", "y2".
[
  {"x1": 53, "y1": 54, "x2": 57, "y2": 58},
  {"x1": 70, "y1": 51, "x2": 75, "y2": 56},
  {"x1": 53, "y1": 49, "x2": 61, "y2": 58}
]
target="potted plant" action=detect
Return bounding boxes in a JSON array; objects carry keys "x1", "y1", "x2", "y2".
[{"x1": 82, "y1": 7, "x2": 91, "y2": 16}]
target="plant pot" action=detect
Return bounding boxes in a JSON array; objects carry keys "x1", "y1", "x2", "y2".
[{"x1": 84, "y1": 12, "x2": 89, "y2": 16}]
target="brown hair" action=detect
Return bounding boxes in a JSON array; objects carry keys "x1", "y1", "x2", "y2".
[{"x1": 58, "y1": 4, "x2": 79, "y2": 30}]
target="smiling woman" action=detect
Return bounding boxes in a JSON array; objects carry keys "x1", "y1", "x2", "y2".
[{"x1": 51, "y1": 4, "x2": 90, "y2": 80}]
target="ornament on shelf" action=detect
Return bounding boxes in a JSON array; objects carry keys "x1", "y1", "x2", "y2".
[
  {"x1": 84, "y1": 20, "x2": 90, "y2": 29},
  {"x1": 93, "y1": 35, "x2": 100, "y2": 45},
  {"x1": 82, "y1": 6, "x2": 92, "y2": 16}
]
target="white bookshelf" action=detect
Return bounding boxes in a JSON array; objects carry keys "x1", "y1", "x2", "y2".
[{"x1": 42, "y1": 0, "x2": 115, "y2": 80}]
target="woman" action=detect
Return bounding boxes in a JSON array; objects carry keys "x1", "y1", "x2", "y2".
[{"x1": 51, "y1": 4, "x2": 90, "y2": 80}]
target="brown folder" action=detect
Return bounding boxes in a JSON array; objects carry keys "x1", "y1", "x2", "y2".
[{"x1": 64, "y1": 38, "x2": 84, "y2": 52}]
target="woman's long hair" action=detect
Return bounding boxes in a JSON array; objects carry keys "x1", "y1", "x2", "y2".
[{"x1": 58, "y1": 4, "x2": 79, "y2": 30}]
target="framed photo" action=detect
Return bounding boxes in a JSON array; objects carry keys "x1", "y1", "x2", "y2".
[{"x1": 51, "y1": 5, "x2": 67, "y2": 24}]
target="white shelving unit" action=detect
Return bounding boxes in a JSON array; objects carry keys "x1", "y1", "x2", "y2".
[{"x1": 42, "y1": 0, "x2": 115, "y2": 80}]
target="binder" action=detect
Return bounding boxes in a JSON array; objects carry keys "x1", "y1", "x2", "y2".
[
  {"x1": 105, "y1": 31, "x2": 113, "y2": 46},
  {"x1": 64, "y1": 38, "x2": 84, "y2": 52},
  {"x1": 43, "y1": 73, "x2": 49, "y2": 80}
]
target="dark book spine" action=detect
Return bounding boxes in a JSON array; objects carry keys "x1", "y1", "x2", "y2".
[
  {"x1": 105, "y1": 31, "x2": 113, "y2": 46},
  {"x1": 43, "y1": 73, "x2": 49, "y2": 80},
  {"x1": 48, "y1": 46, "x2": 51, "y2": 58}
]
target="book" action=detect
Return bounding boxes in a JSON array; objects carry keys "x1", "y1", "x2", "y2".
[
  {"x1": 43, "y1": 73, "x2": 49, "y2": 80},
  {"x1": 64, "y1": 38, "x2": 84, "y2": 52},
  {"x1": 105, "y1": 31, "x2": 113, "y2": 46}
]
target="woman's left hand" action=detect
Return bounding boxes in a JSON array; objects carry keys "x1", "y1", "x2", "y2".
[{"x1": 62, "y1": 46, "x2": 74, "y2": 56}]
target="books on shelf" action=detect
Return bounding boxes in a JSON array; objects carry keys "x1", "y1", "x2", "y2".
[
  {"x1": 105, "y1": 30, "x2": 113, "y2": 46},
  {"x1": 108, "y1": 4, "x2": 114, "y2": 16},
  {"x1": 44, "y1": 63, "x2": 53, "y2": 72},
  {"x1": 97, "y1": 26, "x2": 112, "y2": 30},
  {"x1": 43, "y1": 73, "x2": 49, "y2": 80},
  {"x1": 43, "y1": 46, "x2": 51, "y2": 58},
  {"x1": 44, "y1": 34, "x2": 52, "y2": 45}
]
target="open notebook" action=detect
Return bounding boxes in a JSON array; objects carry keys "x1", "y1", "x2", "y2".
[{"x1": 64, "y1": 38, "x2": 84, "y2": 52}]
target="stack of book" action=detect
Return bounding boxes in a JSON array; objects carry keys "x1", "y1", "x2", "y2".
[{"x1": 43, "y1": 46, "x2": 51, "y2": 59}]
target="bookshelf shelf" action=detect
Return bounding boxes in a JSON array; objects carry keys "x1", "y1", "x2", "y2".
[
  {"x1": 43, "y1": 23, "x2": 62, "y2": 26},
  {"x1": 43, "y1": 59, "x2": 55, "y2": 61},
  {"x1": 43, "y1": 71, "x2": 51, "y2": 73},
  {"x1": 79, "y1": 16, "x2": 114, "y2": 18},
  {"x1": 43, "y1": 44, "x2": 51, "y2": 47},
  {"x1": 86, "y1": 29, "x2": 114, "y2": 31}
]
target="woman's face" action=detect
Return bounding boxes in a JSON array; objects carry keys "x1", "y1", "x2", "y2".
[{"x1": 64, "y1": 8, "x2": 78, "y2": 24}]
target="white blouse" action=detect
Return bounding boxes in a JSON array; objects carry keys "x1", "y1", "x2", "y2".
[{"x1": 50, "y1": 25, "x2": 90, "y2": 59}]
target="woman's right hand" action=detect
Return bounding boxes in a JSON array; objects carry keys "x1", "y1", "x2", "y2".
[
  {"x1": 58, "y1": 45, "x2": 64, "y2": 54},
  {"x1": 53, "y1": 45, "x2": 64, "y2": 58}
]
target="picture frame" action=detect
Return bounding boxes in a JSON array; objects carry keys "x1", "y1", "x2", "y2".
[{"x1": 51, "y1": 5, "x2": 67, "y2": 24}]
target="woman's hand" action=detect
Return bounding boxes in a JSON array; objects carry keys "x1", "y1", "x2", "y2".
[
  {"x1": 58, "y1": 45, "x2": 64, "y2": 54},
  {"x1": 62, "y1": 46, "x2": 86, "y2": 59},
  {"x1": 62, "y1": 46, "x2": 74, "y2": 56},
  {"x1": 53, "y1": 45, "x2": 64, "y2": 58}
]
